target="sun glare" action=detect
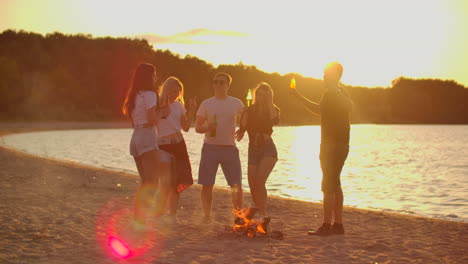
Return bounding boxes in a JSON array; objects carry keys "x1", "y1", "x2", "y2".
[{"x1": 1, "y1": 0, "x2": 466, "y2": 86}]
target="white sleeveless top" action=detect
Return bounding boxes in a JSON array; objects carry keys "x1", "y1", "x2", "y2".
[
  {"x1": 157, "y1": 101, "x2": 186, "y2": 137},
  {"x1": 131, "y1": 91, "x2": 157, "y2": 125}
]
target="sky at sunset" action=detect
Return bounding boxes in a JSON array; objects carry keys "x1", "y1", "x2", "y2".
[{"x1": 1, "y1": 0, "x2": 467, "y2": 87}]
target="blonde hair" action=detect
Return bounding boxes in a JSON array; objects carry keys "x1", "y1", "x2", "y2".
[
  {"x1": 159, "y1": 76, "x2": 185, "y2": 105},
  {"x1": 252, "y1": 82, "x2": 279, "y2": 113}
]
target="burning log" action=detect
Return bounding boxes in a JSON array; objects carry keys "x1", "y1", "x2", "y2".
[
  {"x1": 257, "y1": 216, "x2": 270, "y2": 234},
  {"x1": 234, "y1": 207, "x2": 257, "y2": 226},
  {"x1": 231, "y1": 207, "x2": 274, "y2": 237}
]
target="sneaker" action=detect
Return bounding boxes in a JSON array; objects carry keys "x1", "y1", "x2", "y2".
[
  {"x1": 308, "y1": 223, "x2": 332, "y2": 236},
  {"x1": 331, "y1": 223, "x2": 345, "y2": 235}
]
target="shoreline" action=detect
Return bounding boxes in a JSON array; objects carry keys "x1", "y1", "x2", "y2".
[
  {"x1": 2, "y1": 142, "x2": 464, "y2": 224},
  {"x1": 1, "y1": 122, "x2": 467, "y2": 263},
  {"x1": 0, "y1": 121, "x2": 466, "y2": 223}
]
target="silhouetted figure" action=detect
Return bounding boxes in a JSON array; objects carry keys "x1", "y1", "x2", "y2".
[
  {"x1": 291, "y1": 62, "x2": 352, "y2": 236},
  {"x1": 195, "y1": 73, "x2": 244, "y2": 222}
]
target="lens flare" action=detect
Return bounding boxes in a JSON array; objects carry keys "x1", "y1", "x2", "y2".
[
  {"x1": 95, "y1": 198, "x2": 164, "y2": 263},
  {"x1": 108, "y1": 236, "x2": 131, "y2": 259}
]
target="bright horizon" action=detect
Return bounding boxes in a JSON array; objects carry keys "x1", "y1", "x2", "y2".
[{"x1": 1, "y1": 0, "x2": 467, "y2": 87}]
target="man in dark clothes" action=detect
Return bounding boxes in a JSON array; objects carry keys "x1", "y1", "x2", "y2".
[{"x1": 291, "y1": 62, "x2": 352, "y2": 236}]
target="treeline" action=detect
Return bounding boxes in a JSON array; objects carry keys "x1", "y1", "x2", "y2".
[{"x1": 1, "y1": 30, "x2": 467, "y2": 124}]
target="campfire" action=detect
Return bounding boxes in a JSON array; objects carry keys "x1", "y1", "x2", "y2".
[{"x1": 231, "y1": 207, "x2": 270, "y2": 237}]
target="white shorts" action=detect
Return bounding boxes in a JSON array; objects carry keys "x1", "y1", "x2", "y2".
[
  {"x1": 129, "y1": 127, "x2": 159, "y2": 157},
  {"x1": 159, "y1": 149, "x2": 174, "y2": 162}
]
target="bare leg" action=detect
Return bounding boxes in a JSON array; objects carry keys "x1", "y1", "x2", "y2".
[
  {"x1": 322, "y1": 192, "x2": 334, "y2": 224},
  {"x1": 247, "y1": 165, "x2": 258, "y2": 208},
  {"x1": 201, "y1": 185, "x2": 214, "y2": 218},
  {"x1": 134, "y1": 168, "x2": 147, "y2": 224},
  {"x1": 134, "y1": 150, "x2": 159, "y2": 223},
  {"x1": 167, "y1": 163, "x2": 179, "y2": 216},
  {"x1": 333, "y1": 188, "x2": 343, "y2": 224},
  {"x1": 253, "y1": 157, "x2": 277, "y2": 217},
  {"x1": 156, "y1": 161, "x2": 172, "y2": 217},
  {"x1": 230, "y1": 184, "x2": 243, "y2": 211}
]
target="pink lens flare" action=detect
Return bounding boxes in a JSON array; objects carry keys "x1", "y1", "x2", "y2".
[
  {"x1": 95, "y1": 198, "x2": 165, "y2": 263},
  {"x1": 108, "y1": 236, "x2": 131, "y2": 259}
]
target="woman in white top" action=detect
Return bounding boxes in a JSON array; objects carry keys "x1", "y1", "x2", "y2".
[
  {"x1": 157, "y1": 77, "x2": 196, "y2": 223},
  {"x1": 122, "y1": 63, "x2": 161, "y2": 226}
]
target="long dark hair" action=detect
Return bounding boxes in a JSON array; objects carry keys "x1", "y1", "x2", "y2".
[{"x1": 122, "y1": 63, "x2": 156, "y2": 116}]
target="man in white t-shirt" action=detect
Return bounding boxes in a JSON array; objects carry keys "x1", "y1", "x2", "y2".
[{"x1": 195, "y1": 72, "x2": 244, "y2": 222}]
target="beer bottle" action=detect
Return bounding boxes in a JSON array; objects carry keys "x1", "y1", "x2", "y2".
[{"x1": 210, "y1": 114, "x2": 217, "y2": 137}]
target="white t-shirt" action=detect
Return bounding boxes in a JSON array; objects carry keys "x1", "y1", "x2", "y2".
[
  {"x1": 157, "y1": 101, "x2": 186, "y2": 137},
  {"x1": 131, "y1": 91, "x2": 157, "y2": 125},
  {"x1": 197, "y1": 96, "x2": 244, "y2": 146}
]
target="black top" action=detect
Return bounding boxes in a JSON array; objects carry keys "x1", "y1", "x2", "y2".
[
  {"x1": 320, "y1": 90, "x2": 351, "y2": 145},
  {"x1": 245, "y1": 105, "x2": 280, "y2": 143}
]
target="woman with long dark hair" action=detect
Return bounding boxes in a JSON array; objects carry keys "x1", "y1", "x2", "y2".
[{"x1": 122, "y1": 63, "x2": 161, "y2": 227}]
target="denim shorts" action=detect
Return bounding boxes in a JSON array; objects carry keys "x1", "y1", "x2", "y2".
[
  {"x1": 198, "y1": 143, "x2": 242, "y2": 186},
  {"x1": 248, "y1": 138, "x2": 278, "y2": 165},
  {"x1": 319, "y1": 143, "x2": 349, "y2": 193},
  {"x1": 129, "y1": 127, "x2": 159, "y2": 157}
]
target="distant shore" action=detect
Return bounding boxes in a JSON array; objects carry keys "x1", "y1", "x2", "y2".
[
  {"x1": 0, "y1": 121, "x2": 131, "y2": 134},
  {"x1": 0, "y1": 122, "x2": 467, "y2": 264}
]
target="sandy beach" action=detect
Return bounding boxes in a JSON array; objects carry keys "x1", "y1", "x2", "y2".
[{"x1": 0, "y1": 123, "x2": 467, "y2": 264}]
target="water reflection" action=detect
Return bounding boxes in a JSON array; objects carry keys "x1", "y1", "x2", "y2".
[{"x1": 1, "y1": 125, "x2": 467, "y2": 221}]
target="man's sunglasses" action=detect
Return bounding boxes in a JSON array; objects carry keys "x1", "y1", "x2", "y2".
[{"x1": 213, "y1": 79, "x2": 227, "y2": 85}]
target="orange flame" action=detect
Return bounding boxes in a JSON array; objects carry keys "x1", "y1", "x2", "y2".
[
  {"x1": 232, "y1": 208, "x2": 268, "y2": 236},
  {"x1": 246, "y1": 89, "x2": 253, "y2": 106},
  {"x1": 257, "y1": 222, "x2": 267, "y2": 234},
  {"x1": 290, "y1": 76, "x2": 296, "y2": 89}
]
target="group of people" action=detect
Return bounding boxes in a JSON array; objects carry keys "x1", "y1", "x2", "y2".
[{"x1": 121, "y1": 61, "x2": 352, "y2": 236}]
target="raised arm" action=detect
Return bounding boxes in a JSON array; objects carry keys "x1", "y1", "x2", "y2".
[
  {"x1": 195, "y1": 101, "x2": 210, "y2": 134},
  {"x1": 180, "y1": 98, "x2": 197, "y2": 132},
  {"x1": 290, "y1": 89, "x2": 320, "y2": 116},
  {"x1": 195, "y1": 115, "x2": 206, "y2": 133},
  {"x1": 180, "y1": 110, "x2": 192, "y2": 132}
]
